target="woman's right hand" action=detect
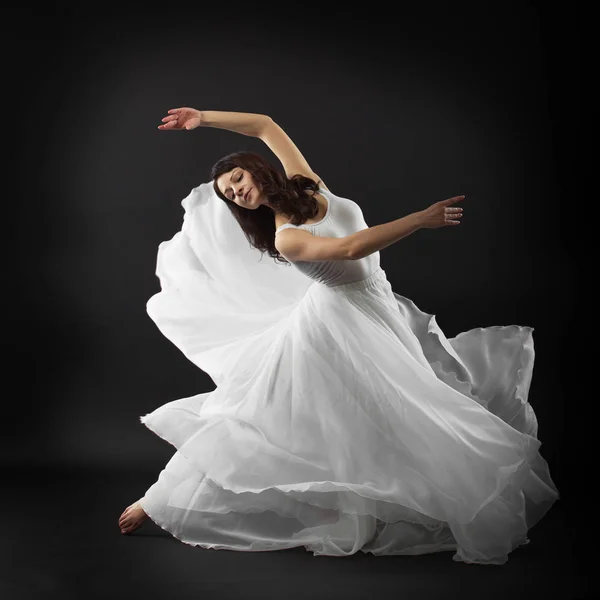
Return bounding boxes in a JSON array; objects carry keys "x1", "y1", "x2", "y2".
[
  {"x1": 158, "y1": 107, "x2": 203, "y2": 131},
  {"x1": 417, "y1": 195, "x2": 465, "y2": 229}
]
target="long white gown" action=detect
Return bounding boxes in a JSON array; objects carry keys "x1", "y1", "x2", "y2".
[{"x1": 138, "y1": 182, "x2": 560, "y2": 565}]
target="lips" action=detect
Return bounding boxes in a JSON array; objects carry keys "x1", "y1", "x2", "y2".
[{"x1": 244, "y1": 189, "x2": 251, "y2": 202}]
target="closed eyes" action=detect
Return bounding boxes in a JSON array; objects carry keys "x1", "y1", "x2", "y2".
[{"x1": 228, "y1": 173, "x2": 243, "y2": 201}]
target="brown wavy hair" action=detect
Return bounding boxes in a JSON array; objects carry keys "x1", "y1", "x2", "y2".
[{"x1": 210, "y1": 151, "x2": 321, "y2": 265}]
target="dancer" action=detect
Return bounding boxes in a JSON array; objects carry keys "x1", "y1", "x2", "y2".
[{"x1": 118, "y1": 109, "x2": 559, "y2": 565}]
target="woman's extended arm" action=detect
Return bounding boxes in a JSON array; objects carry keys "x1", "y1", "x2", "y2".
[
  {"x1": 348, "y1": 196, "x2": 465, "y2": 260},
  {"x1": 158, "y1": 108, "x2": 269, "y2": 137}
]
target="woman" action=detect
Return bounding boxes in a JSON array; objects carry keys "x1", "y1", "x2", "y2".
[{"x1": 118, "y1": 108, "x2": 559, "y2": 565}]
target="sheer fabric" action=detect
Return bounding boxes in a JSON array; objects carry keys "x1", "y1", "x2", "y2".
[{"x1": 138, "y1": 183, "x2": 559, "y2": 565}]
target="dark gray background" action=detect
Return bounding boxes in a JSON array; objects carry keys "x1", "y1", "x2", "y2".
[
  {"x1": 12, "y1": 3, "x2": 577, "y2": 498},
  {"x1": 6, "y1": 3, "x2": 585, "y2": 599}
]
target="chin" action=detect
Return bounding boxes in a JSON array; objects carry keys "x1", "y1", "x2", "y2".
[{"x1": 247, "y1": 196, "x2": 262, "y2": 209}]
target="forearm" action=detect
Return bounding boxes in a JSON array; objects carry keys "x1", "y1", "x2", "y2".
[
  {"x1": 348, "y1": 212, "x2": 425, "y2": 260},
  {"x1": 199, "y1": 110, "x2": 271, "y2": 137}
]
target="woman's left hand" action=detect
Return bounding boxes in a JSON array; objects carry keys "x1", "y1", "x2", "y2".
[{"x1": 158, "y1": 107, "x2": 203, "y2": 131}]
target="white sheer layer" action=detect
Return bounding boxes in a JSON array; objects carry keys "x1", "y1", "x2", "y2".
[{"x1": 138, "y1": 183, "x2": 559, "y2": 565}]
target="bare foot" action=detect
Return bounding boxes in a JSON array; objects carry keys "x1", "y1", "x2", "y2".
[{"x1": 118, "y1": 500, "x2": 148, "y2": 534}]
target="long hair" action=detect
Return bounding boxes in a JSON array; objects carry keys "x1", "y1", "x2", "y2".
[{"x1": 210, "y1": 151, "x2": 320, "y2": 265}]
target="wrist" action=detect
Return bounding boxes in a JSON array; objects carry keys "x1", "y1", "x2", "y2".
[{"x1": 411, "y1": 211, "x2": 426, "y2": 229}]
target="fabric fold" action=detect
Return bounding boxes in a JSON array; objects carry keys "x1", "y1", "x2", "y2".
[{"x1": 139, "y1": 182, "x2": 559, "y2": 564}]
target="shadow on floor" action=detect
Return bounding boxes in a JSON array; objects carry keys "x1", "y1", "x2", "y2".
[{"x1": 2, "y1": 464, "x2": 589, "y2": 600}]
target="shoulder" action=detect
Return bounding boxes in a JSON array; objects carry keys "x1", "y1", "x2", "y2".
[
  {"x1": 275, "y1": 222, "x2": 313, "y2": 236},
  {"x1": 275, "y1": 223, "x2": 302, "y2": 235},
  {"x1": 274, "y1": 224, "x2": 313, "y2": 262}
]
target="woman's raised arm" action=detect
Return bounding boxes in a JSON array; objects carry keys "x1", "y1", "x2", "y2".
[{"x1": 157, "y1": 108, "x2": 325, "y2": 187}]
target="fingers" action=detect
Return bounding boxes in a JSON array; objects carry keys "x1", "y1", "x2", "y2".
[
  {"x1": 444, "y1": 205, "x2": 463, "y2": 226},
  {"x1": 444, "y1": 208, "x2": 463, "y2": 216},
  {"x1": 158, "y1": 120, "x2": 178, "y2": 130},
  {"x1": 158, "y1": 110, "x2": 181, "y2": 130}
]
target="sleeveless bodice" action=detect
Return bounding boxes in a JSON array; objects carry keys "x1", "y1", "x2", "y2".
[{"x1": 274, "y1": 187, "x2": 380, "y2": 287}]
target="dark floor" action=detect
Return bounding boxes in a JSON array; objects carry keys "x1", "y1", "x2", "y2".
[{"x1": 2, "y1": 465, "x2": 590, "y2": 600}]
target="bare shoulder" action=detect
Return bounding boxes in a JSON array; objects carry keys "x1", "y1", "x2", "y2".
[{"x1": 274, "y1": 226, "x2": 313, "y2": 261}]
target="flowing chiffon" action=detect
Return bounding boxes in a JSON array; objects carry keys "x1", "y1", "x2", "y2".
[{"x1": 138, "y1": 182, "x2": 559, "y2": 565}]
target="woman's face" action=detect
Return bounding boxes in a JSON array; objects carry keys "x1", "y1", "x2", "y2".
[{"x1": 216, "y1": 167, "x2": 265, "y2": 210}]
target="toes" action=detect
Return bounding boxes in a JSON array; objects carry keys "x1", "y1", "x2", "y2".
[
  {"x1": 122, "y1": 523, "x2": 136, "y2": 534},
  {"x1": 121, "y1": 517, "x2": 140, "y2": 532},
  {"x1": 119, "y1": 506, "x2": 148, "y2": 534}
]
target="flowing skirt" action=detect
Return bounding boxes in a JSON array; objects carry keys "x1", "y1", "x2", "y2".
[
  {"x1": 139, "y1": 264, "x2": 559, "y2": 565},
  {"x1": 137, "y1": 183, "x2": 559, "y2": 564}
]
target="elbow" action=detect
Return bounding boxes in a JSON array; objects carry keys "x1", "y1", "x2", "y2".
[
  {"x1": 346, "y1": 239, "x2": 362, "y2": 261},
  {"x1": 257, "y1": 115, "x2": 274, "y2": 136}
]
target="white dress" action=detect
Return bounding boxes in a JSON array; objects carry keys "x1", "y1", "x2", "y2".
[{"x1": 138, "y1": 182, "x2": 559, "y2": 565}]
